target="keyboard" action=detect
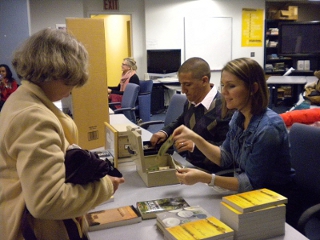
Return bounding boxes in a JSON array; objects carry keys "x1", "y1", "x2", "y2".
[{"x1": 157, "y1": 77, "x2": 179, "y2": 83}]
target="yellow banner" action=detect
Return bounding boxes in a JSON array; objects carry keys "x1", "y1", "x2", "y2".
[{"x1": 242, "y1": 8, "x2": 264, "y2": 47}]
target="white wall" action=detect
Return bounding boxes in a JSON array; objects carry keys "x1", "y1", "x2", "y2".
[
  {"x1": 29, "y1": 0, "x2": 146, "y2": 79},
  {"x1": 145, "y1": 0, "x2": 266, "y2": 87},
  {"x1": 28, "y1": 0, "x2": 266, "y2": 86},
  {"x1": 10, "y1": 1, "x2": 320, "y2": 86},
  {"x1": 0, "y1": 0, "x2": 30, "y2": 83},
  {"x1": 83, "y1": 0, "x2": 146, "y2": 79},
  {"x1": 29, "y1": 0, "x2": 84, "y2": 34}
]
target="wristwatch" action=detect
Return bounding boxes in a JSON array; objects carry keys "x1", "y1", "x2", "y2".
[{"x1": 206, "y1": 173, "x2": 216, "y2": 186}]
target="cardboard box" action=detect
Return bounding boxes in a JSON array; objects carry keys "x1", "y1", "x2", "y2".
[
  {"x1": 288, "y1": 6, "x2": 298, "y2": 19},
  {"x1": 304, "y1": 60, "x2": 310, "y2": 71},
  {"x1": 66, "y1": 18, "x2": 110, "y2": 150},
  {"x1": 297, "y1": 60, "x2": 305, "y2": 70},
  {"x1": 271, "y1": 6, "x2": 298, "y2": 20},
  {"x1": 126, "y1": 126, "x2": 182, "y2": 187}
]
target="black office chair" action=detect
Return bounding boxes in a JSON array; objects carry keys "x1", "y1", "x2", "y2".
[
  {"x1": 137, "y1": 80, "x2": 153, "y2": 122},
  {"x1": 289, "y1": 123, "x2": 320, "y2": 240},
  {"x1": 138, "y1": 94, "x2": 187, "y2": 130},
  {"x1": 109, "y1": 83, "x2": 140, "y2": 123}
]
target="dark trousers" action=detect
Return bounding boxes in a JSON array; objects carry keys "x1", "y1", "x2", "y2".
[{"x1": 0, "y1": 100, "x2": 5, "y2": 111}]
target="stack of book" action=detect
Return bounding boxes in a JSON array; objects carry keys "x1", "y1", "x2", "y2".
[
  {"x1": 163, "y1": 215, "x2": 234, "y2": 240},
  {"x1": 220, "y1": 188, "x2": 287, "y2": 240}
]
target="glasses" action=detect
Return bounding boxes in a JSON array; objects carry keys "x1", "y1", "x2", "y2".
[{"x1": 122, "y1": 63, "x2": 129, "y2": 67}]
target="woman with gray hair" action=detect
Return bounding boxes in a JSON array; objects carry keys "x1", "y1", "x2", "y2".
[{"x1": 0, "y1": 28, "x2": 124, "y2": 240}]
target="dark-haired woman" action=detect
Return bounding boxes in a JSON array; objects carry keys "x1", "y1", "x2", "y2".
[{"x1": 0, "y1": 64, "x2": 18, "y2": 111}]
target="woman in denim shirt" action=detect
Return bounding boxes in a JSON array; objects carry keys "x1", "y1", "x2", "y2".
[{"x1": 173, "y1": 57, "x2": 295, "y2": 194}]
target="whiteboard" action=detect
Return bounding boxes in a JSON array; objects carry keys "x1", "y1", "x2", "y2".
[{"x1": 184, "y1": 17, "x2": 232, "y2": 70}]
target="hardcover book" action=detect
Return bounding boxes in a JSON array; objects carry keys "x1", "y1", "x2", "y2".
[
  {"x1": 221, "y1": 188, "x2": 287, "y2": 213},
  {"x1": 136, "y1": 197, "x2": 190, "y2": 220},
  {"x1": 85, "y1": 205, "x2": 142, "y2": 231},
  {"x1": 164, "y1": 216, "x2": 234, "y2": 240},
  {"x1": 156, "y1": 206, "x2": 211, "y2": 233}
]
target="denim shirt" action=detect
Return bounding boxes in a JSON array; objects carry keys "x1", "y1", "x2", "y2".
[{"x1": 220, "y1": 108, "x2": 295, "y2": 193}]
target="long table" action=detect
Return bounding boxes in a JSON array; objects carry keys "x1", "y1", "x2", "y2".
[
  {"x1": 89, "y1": 114, "x2": 308, "y2": 240},
  {"x1": 88, "y1": 153, "x2": 308, "y2": 240}
]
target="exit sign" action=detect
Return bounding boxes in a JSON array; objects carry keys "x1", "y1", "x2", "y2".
[{"x1": 104, "y1": 0, "x2": 119, "y2": 10}]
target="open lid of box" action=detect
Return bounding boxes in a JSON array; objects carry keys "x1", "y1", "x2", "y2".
[
  {"x1": 126, "y1": 125, "x2": 143, "y2": 157},
  {"x1": 126, "y1": 126, "x2": 176, "y2": 172},
  {"x1": 126, "y1": 126, "x2": 176, "y2": 171}
]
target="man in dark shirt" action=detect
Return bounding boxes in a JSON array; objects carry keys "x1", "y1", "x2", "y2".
[{"x1": 150, "y1": 57, "x2": 234, "y2": 173}]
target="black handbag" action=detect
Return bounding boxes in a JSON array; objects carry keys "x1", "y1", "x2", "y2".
[{"x1": 22, "y1": 147, "x2": 122, "y2": 240}]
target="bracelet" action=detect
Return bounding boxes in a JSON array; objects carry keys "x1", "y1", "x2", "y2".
[{"x1": 206, "y1": 173, "x2": 216, "y2": 186}]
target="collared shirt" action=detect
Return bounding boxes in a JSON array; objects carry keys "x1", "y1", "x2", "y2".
[
  {"x1": 220, "y1": 108, "x2": 295, "y2": 193},
  {"x1": 191, "y1": 85, "x2": 218, "y2": 110},
  {"x1": 161, "y1": 85, "x2": 217, "y2": 139},
  {"x1": 179, "y1": 86, "x2": 218, "y2": 152}
]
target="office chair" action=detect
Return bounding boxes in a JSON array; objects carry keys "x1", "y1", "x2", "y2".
[
  {"x1": 138, "y1": 93, "x2": 187, "y2": 130},
  {"x1": 137, "y1": 80, "x2": 153, "y2": 122},
  {"x1": 289, "y1": 123, "x2": 320, "y2": 240},
  {"x1": 109, "y1": 83, "x2": 140, "y2": 123}
]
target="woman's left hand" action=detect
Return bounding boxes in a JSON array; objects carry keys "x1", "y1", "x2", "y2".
[{"x1": 176, "y1": 168, "x2": 210, "y2": 185}]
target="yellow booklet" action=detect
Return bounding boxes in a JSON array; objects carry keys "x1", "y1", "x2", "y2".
[
  {"x1": 222, "y1": 188, "x2": 287, "y2": 213},
  {"x1": 165, "y1": 216, "x2": 234, "y2": 240}
]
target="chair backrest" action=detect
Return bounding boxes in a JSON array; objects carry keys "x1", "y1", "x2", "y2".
[
  {"x1": 289, "y1": 123, "x2": 320, "y2": 200},
  {"x1": 164, "y1": 94, "x2": 187, "y2": 126},
  {"x1": 138, "y1": 80, "x2": 153, "y2": 122},
  {"x1": 122, "y1": 83, "x2": 140, "y2": 108},
  {"x1": 121, "y1": 83, "x2": 140, "y2": 122},
  {"x1": 139, "y1": 80, "x2": 153, "y2": 94}
]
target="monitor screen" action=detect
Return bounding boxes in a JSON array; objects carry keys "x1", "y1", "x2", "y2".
[
  {"x1": 278, "y1": 21, "x2": 320, "y2": 55},
  {"x1": 147, "y1": 49, "x2": 181, "y2": 74}
]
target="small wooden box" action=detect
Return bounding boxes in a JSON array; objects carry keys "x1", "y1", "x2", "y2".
[{"x1": 126, "y1": 126, "x2": 182, "y2": 187}]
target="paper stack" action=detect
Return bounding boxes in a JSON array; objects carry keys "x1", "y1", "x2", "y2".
[{"x1": 220, "y1": 188, "x2": 287, "y2": 240}]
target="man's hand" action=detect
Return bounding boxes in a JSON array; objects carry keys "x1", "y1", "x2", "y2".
[
  {"x1": 174, "y1": 139, "x2": 194, "y2": 153},
  {"x1": 150, "y1": 131, "x2": 167, "y2": 146}
]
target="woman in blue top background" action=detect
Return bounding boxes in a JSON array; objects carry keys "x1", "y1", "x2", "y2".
[{"x1": 173, "y1": 57, "x2": 295, "y2": 193}]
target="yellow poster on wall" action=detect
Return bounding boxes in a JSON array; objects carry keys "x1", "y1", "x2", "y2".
[{"x1": 242, "y1": 8, "x2": 264, "y2": 47}]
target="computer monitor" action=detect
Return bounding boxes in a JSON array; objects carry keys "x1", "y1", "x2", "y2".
[
  {"x1": 147, "y1": 49, "x2": 181, "y2": 74},
  {"x1": 278, "y1": 21, "x2": 320, "y2": 55}
]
